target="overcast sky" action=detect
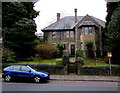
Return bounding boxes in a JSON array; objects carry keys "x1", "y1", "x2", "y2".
[{"x1": 34, "y1": 0, "x2": 107, "y2": 33}]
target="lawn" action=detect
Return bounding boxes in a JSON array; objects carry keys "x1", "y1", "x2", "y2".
[
  {"x1": 8, "y1": 58, "x2": 120, "y2": 67},
  {"x1": 83, "y1": 58, "x2": 120, "y2": 67},
  {"x1": 11, "y1": 58, "x2": 63, "y2": 65}
]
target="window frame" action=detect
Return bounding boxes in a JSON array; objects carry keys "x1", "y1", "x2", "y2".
[
  {"x1": 52, "y1": 31, "x2": 57, "y2": 39},
  {"x1": 84, "y1": 27, "x2": 93, "y2": 35},
  {"x1": 65, "y1": 31, "x2": 74, "y2": 38},
  {"x1": 70, "y1": 31, "x2": 74, "y2": 38}
]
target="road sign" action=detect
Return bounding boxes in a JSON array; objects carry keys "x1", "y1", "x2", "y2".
[
  {"x1": 107, "y1": 52, "x2": 112, "y2": 57},
  {"x1": 107, "y1": 52, "x2": 112, "y2": 75}
]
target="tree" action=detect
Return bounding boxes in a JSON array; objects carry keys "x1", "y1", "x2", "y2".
[
  {"x1": 103, "y1": 2, "x2": 119, "y2": 54},
  {"x1": 105, "y1": 2, "x2": 119, "y2": 26},
  {"x1": 2, "y1": 2, "x2": 38, "y2": 61},
  {"x1": 104, "y1": 3, "x2": 120, "y2": 64},
  {"x1": 103, "y1": 2, "x2": 120, "y2": 64}
]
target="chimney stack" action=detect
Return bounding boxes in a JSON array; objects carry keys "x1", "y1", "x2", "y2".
[
  {"x1": 74, "y1": 8, "x2": 77, "y2": 23},
  {"x1": 57, "y1": 13, "x2": 60, "y2": 21}
]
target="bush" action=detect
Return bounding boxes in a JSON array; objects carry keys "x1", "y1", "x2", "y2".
[
  {"x1": 85, "y1": 41, "x2": 94, "y2": 58},
  {"x1": 2, "y1": 64, "x2": 66, "y2": 75},
  {"x1": 2, "y1": 48, "x2": 16, "y2": 63},
  {"x1": 54, "y1": 43, "x2": 64, "y2": 58},
  {"x1": 62, "y1": 56, "x2": 69, "y2": 65},
  {"x1": 76, "y1": 57, "x2": 84, "y2": 65},
  {"x1": 35, "y1": 43, "x2": 55, "y2": 59},
  {"x1": 75, "y1": 50, "x2": 84, "y2": 58},
  {"x1": 79, "y1": 66, "x2": 120, "y2": 76}
]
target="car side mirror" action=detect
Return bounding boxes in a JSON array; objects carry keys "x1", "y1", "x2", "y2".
[{"x1": 29, "y1": 70, "x2": 31, "y2": 72}]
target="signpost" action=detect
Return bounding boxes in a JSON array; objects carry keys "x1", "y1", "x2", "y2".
[{"x1": 107, "y1": 52, "x2": 112, "y2": 75}]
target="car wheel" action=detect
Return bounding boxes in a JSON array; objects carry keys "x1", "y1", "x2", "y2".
[
  {"x1": 34, "y1": 76, "x2": 41, "y2": 83},
  {"x1": 4, "y1": 75, "x2": 12, "y2": 82}
]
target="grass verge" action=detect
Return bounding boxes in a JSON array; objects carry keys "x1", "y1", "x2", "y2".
[{"x1": 83, "y1": 58, "x2": 120, "y2": 67}]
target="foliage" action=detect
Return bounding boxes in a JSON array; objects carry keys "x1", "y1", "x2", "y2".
[
  {"x1": 3, "y1": 18, "x2": 36, "y2": 60},
  {"x1": 54, "y1": 43, "x2": 64, "y2": 58},
  {"x1": 2, "y1": 2, "x2": 38, "y2": 60},
  {"x1": 35, "y1": 43, "x2": 55, "y2": 59},
  {"x1": 85, "y1": 41, "x2": 94, "y2": 58},
  {"x1": 105, "y1": 2, "x2": 119, "y2": 26},
  {"x1": 85, "y1": 41, "x2": 93, "y2": 51},
  {"x1": 43, "y1": 32, "x2": 48, "y2": 42},
  {"x1": 104, "y1": 4, "x2": 120, "y2": 64},
  {"x1": 80, "y1": 66, "x2": 120, "y2": 76},
  {"x1": 62, "y1": 56, "x2": 69, "y2": 65},
  {"x1": 76, "y1": 57, "x2": 84, "y2": 65},
  {"x1": 75, "y1": 50, "x2": 84, "y2": 58},
  {"x1": 2, "y1": 48, "x2": 16, "y2": 63},
  {"x1": 2, "y1": 64, "x2": 66, "y2": 75}
]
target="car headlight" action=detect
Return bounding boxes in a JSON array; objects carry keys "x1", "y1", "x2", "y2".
[{"x1": 41, "y1": 74, "x2": 48, "y2": 77}]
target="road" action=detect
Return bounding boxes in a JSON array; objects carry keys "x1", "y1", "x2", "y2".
[{"x1": 2, "y1": 79, "x2": 119, "y2": 91}]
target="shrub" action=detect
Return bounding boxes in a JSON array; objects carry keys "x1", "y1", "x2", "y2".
[
  {"x1": 75, "y1": 50, "x2": 84, "y2": 58},
  {"x1": 2, "y1": 64, "x2": 66, "y2": 75},
  {"x1": 80, "y1": 66, "x2": 120, "y2": 76},
  {"x1": 54, "y1": 47, "x2": 61, "y2": 58},
  {"x1": 54, "y1": 43, "x2": 64, "y2": 58},
  {"x1": 76, "y1": 57, "x2": 84, "y2": 65},
  {"x1": 35, "y1": 43, "x2": 55, "y2": 59},
  {"x1": 2, "y1": 48, "x2": 16, "y2": 63},
  {"x1": 85, "y1": 41, "x2": 94, "y2": 58},
  {"x1": 62, "y1": 56, "x2": 69, "y2": 65}
]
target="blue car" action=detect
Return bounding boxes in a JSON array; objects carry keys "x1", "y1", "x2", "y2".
[{"x1": 2, "y1": 65, "x2": 50, "y2": 83}]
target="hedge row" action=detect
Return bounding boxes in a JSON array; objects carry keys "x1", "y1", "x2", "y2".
[
  {"x1": 2, "y1": 64, "x2": 66, "y2": 75},
  {"x1": 2, "y1": 64, "x2": 120, "y2": 75},
  {"x1": 79, "y1": 66, "x2": 120, "y2": 76}
]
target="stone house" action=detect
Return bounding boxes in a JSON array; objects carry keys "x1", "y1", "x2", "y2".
[{"x1": 41, "y1": 9, "x2": 105, "y2": 57}]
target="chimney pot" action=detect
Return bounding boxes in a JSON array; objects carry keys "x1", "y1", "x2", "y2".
[{"x1": 57, "y1": 13, "x2": 60, "y2": 21}]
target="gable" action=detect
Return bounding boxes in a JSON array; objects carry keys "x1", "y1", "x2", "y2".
[{"x1": 75, "y1": 14, "x2": 105, "y2": 28}]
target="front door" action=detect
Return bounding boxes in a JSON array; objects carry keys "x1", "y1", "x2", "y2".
[{"x1": 71, "y1": 44, "x2": 75, "y2": 55}]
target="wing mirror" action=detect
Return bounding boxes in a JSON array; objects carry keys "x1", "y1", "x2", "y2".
[{"x1": 29, "y1": 70, "x2": 31, "y2": 72}]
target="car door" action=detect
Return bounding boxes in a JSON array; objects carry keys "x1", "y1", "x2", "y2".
[
  {"x1": 10, "y1": 66, "x2": 21, "y2": 77},
  {"x1": 20, "y1": 66, "x2": 33, "y2": 79}
]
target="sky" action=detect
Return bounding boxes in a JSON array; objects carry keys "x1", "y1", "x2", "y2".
[{"x1": 33, "y1": 0, "x2": 107, "y2": 33}]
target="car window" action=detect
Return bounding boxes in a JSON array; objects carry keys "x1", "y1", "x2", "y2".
[
  {"x1": 21, "y1": 66, "x2": 30, "y2": 72},
  {"x1": 9, "y1": 66, "x2": 21, "y2": 71}
]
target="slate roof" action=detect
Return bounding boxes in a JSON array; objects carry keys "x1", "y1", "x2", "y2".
[
  {"x1": 91, "y1": 16, "x2": 105, "y2": 28},
  {"x1": 42, "y1": 15, "x2": 105, "y2": 31}
]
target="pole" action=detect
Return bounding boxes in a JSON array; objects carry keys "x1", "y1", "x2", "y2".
[{"x1": 109, "y1": 57, "x2": 112, "y2": 75}]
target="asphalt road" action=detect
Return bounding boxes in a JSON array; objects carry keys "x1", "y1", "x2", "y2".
[{"x1": 2, "y1": 80, "x2": 119, "y2": 91}]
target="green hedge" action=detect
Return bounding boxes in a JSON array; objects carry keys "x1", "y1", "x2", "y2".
[
  {"x1": 79, "y1": 66, "x2": 120, "y2": 76},
  {"x1": 2, "y1": 64, "x2": 66, "y2": 75},
  {"x1": 2, "y1": 64, "x2": 120, "y2": 76}
]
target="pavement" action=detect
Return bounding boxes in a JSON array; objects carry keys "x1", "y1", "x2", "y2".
[
  {"x1": 0, "y1": 73, "x2": 119, "y2": 82},
  {"x1": 51, "y1": 74, "x2": 120, "y2": 82}
]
